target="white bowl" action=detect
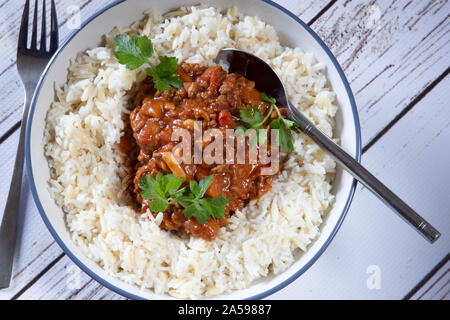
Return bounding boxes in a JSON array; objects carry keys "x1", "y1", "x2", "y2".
[{"x1": 25, "y1": 0, "x2": 361, "y2": 299}]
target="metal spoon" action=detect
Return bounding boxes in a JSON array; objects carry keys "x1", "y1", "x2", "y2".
[{"x1": 215, "y1": 48, "x2": 440, "y2": 243}]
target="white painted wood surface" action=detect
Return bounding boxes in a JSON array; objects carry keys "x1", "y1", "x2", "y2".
[
  {"x1": 0, "y1": 0, "x2": 117, "y2": 138},
  {"x1": 313, "y1": 0, "x2": 450, "y2": 146},
  {"x1": 0, "y1": 0, "x2": 449, "y2": 300},
  {"x1": 271, "y1": 75, "x2": 450, "y2": 299},
  {"x1": 408, "y1": 260, "x2": 449, "y2": 300}
]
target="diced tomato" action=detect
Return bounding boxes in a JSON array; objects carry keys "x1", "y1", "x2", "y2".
[
  {"x1": 218, "y1": 110, "x2": 235, "y2": 128},
  {"x1": 206, "y1": 174, "x2": 230, "y2": 198}
]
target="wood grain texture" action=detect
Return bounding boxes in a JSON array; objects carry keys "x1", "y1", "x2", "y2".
[
  {"x1": 0, "y1": 130, "x2": 64, "y2": 300},
  {"x1": 311, "y1": 0, "x2": 450, "y2": 147},
  {"x1": 270, "y1": 75, "x2": 450, "y2": 299},
  {"x1": 407, "y1": 255, "x2": 449, "y2": 299},
  {"x1": 274, "y1": 0, "x2": 333, "y2": 23},
  {"x1": 16, "y1": 255, "x2": 126, "y2": 300},
  {"x1": 0, "y1": 0, "x2": 448, "y2": 300},
  {"x1": 0, "y1": 0, "x2": 113, "y2": 139}
]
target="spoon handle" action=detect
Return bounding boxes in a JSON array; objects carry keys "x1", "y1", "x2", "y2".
[{"x1": 289, "y1": 105, "x2": 440, "y2": 243}]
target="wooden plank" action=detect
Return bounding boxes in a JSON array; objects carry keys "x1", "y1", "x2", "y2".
[
  {"x1": 16, "y1": 255, "x2": 125, "y2": 300},
  {"x1": 311, "y1": 0, "x2": 450, "y2": 147},
  {"x1": 407, "y1": 256, "x2": 449, "y2": 300},
  {"x1": 0, "y1": 0, "x2": 113, "y2": 139},
  {"x1": 0, "y1": 130, "x2": 64, "y2": 300},
  {"x1": 275, "y1": 0, "x2": 332, "y2": 23},
  {"x1": 270, "y1": 75, "x2": 450, "y2": 299},
  {"x1": 0, "y1": 0, "x2": 333, "y2": 300}
]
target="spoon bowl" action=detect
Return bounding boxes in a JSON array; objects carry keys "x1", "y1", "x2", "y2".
[{"x1": 215, "y1": 48, "x2": 288, "y2": 106}]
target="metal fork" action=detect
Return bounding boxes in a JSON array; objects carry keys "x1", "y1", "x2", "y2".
[{"x1": 0, "y1": 0, "x2": 58, "y2": 288}]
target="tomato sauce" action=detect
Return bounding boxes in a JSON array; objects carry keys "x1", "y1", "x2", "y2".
[{"x1": 127, "y1": 63, "x2": 283, "y2": 240}]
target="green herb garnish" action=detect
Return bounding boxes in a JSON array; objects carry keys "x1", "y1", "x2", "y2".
[
  {"x1": 146, "y1": 56, "x2": 183, "y2": 92},
  {"x1": 234, "y1": 104, "x2": 273, "y2": 147},
  {"x1": 262, "y1": 92, "x2": 300, "y2": 153},
  {"x1": 175, "y1": 176, "x2": 229, "y2": 224},
  {"x1": 234, "y1": 92, "x2": 299, "y2": 152},
  {"x1": 269, "y1": 116, "x2": 299, "y2": 153},
  {"x1": 139, "y1": 173, "x2": 229, "y2": 225},
  {"x1": 138, "y1": 172, "x2": 185, "y2": 213},
  {"x1": 260, "y1": 92, "x2": 276, "y2": 105},
  {"x1": 114, "y1": 34, "x2": 182, "y2": 92},
  {"x1": 114, "y1": 34, "x2": 154, "y2": 70}
]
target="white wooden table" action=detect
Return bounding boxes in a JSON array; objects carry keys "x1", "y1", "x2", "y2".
[{"x1": 0, "y1": 0, "x2": 449, "y2": 300}]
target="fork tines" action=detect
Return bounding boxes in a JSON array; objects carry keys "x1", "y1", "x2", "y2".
[{"x1": 18, "y1": 0, "x2": 58, "y2": 57}]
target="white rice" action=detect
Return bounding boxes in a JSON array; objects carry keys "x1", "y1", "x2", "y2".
[{"x1": 44, "y1": 6, "x2": 338, "y2": 299}]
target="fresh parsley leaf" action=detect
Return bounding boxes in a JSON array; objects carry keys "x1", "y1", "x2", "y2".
[
  {"x1": 139, "y1": 173, "x2": 183, "y2": 213},
  {"x1": 239, "y1": 105, "x2": 264, "y2": 128},
  {"x1": 235, "y1": 127, "x2": 259, "y2": 149},
  {"x1": 281, "y1": 118, "x2": 300, "y2": 133},
  {"x1": 189, "y1": 180, "x2": 201, "y2": 198},
  {"x1": 234, "y1": 103, "x2": 273, "y2": 148},
  {"x1": 201, "y1": 196, "x2": 229, "y2": 219},
  {"x1": 183, "y1": 202, "x2": 209, "y2": 224},
  {"x1": 171, "y1": 194, "x2": 194, "y2": 209},
  {"x1": 114, "y1": 35, "x2": 153, "y2": 70},
  {"x1": 146, "y1": 56, "x2": 183, "y2": 92},
  {"x1": 258, "y1": 128, "x2": 268, "y2": 146},
  {"x1": 164, "y1": 174, "x2": 183, "y2": 195},
  {"x1": 139, "y1": 173, "x2": 161, "y2": 201},
  {"x1": 186, "y1": 175, "x2": 213, "y2": 200},
  {"x1": 182, "y1": 196, "x2": 228, "y2": 224},
  {"x1": 234, "y1": 125, "x2": 248, "y2": 136},
  {"x1": 186, "y1": 175, "x2": 212, "y2": 202},
  {"x1": 261, "y1": 92, "x2": 276, "y2": 104},
  {"x1": 169, "y1": 186, "x2": 186, "y2": 199},
  {"x1": 139, "y1": 173, "x2": 229, "y2": 225},
  {"x1": 148, "y1": 197, "x2": 169, "y2": 213},
  {"x1": 178, "y1": 175, "x2": 229, "y2": 225},
  {"x1": 113, "y1": 34, "x2": 182, "y2": 92},
  {"x1": 261, "y1": 92, "x2": 300, "y2": 153},
  {"x1": 269, "y1": 116, "x2": 299, "y2": 153},
  {"x1": 279, "y1": 120, "x2": 294, "y2": 153},
  {"x1": 198, "y1": 175, "x2": 214, "y2": 198},
  {"x1": 248, "y1": 130, "x2": 258, "y2": 149}
]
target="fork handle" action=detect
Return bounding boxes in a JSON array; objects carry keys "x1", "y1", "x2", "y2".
[
  {"x1": 288, "y1": 103, "x2": 441, "y2": 244},
  {"x1": 0, "y1": 85, "x2": 33, "y2": 288}
]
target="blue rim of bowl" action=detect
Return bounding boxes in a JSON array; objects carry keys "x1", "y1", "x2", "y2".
[{"x1": 25, "y1": 0, "x2": 361, "y2": 300}]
